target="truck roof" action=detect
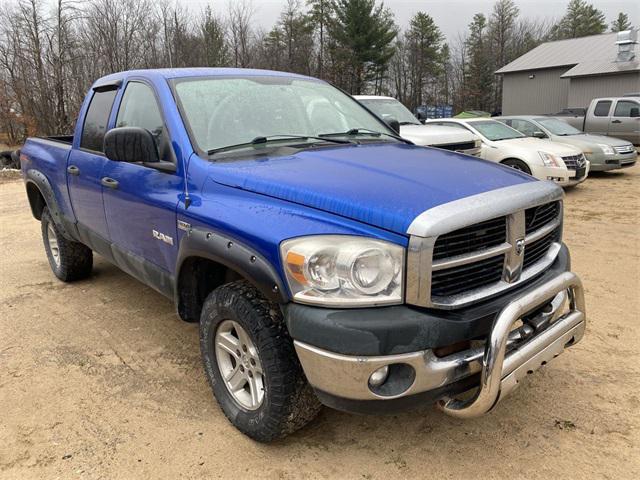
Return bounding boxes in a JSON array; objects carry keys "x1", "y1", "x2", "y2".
[{"x1": 93, "y1": 68, "x2": 317, "y2": 86}]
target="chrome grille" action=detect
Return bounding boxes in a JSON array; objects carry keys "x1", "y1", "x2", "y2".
[
  {"x1": 525, "y1": 202, "x2": 560, "y2": 232},
  {"x1": 409, "y1": 197, "x2": 563, "y2": 309},
  {"x1": 437, "y1": 141, "x2": 476, "y2": 152},
  {"x1": 431, "y1": 255, "x2": 505, "y2": 297},
  {"x1": 433, "y1": 217, "x2": 506, "y2": 260},
  {"x1": 561, "y1": 154, "x2": 586, "y2": 170},
  {"x1": 523, "y1": 228, "x2": 560, "y2": 270},
  {"x1": 614, "y1": 144, "x2": 635, "y2": 154}
]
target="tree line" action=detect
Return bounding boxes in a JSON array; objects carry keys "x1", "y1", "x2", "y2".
[{"x1": 0, "y1": 0, "x2": 634, "y2": 144}]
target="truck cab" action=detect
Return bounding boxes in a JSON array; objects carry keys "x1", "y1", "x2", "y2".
[
  {"x1": 20, "y1": 68, "x2": 586, "y2": 442},
  {"x1": 553, "y1": 96, "x2": 640, "y2": 145}
]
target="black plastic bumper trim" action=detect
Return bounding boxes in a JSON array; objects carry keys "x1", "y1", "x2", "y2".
[{"x1": 285, "y1": 244, "x2": 570, "y2": 356}]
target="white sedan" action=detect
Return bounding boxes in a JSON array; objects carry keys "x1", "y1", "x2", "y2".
[{"x1": 425, "y1": 118, "x2": 590, "y2": 187}]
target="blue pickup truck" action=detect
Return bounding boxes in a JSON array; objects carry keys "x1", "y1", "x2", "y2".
[{"x1": 20, "y1": 68, "x2": 586, "y2": 442}]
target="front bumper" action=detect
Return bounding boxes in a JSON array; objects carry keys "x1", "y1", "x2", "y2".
[
  {"x1": 293, "y1": 270, "x2": 586, "y2": 417},
  {"x1": 564, "y1": 160, "x2": 590, "y2": 186},
  {"x1": 588, "y1": 151, "x2": 637, "y2": 171}
]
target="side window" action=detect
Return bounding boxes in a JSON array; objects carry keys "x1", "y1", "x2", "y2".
[
  {"x1": 80, "y1": 89, "x2": 118, "y2": 152},
  {"x1": 511, "y1": 119, "x2": 537, "y2": 136},
  {"x1": 593, "y1": 101, "x2": 612, "y2": 117},
  {"x1": 116, "y1": 82, "x2": 171, "y2": 162},
  {"x1": 613, "y1": 100, "x2": 638, "y2": 117}
]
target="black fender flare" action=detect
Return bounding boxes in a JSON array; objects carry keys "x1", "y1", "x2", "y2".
[
  {"x1": 24, "y1": 169, "x2": 78, "y2": 240},
  {"x1": 175, "y1": 225, "x2": 289, "y2": 306}
]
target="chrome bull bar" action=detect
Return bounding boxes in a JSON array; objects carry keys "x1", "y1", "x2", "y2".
[{"x1": 438, "y1": 271, "x2": 586, "y2": 418}]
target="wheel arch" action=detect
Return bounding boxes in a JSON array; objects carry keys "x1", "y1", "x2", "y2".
[
  {"x1": 24, "y1": 169, "x2": 79, "y2": 241},
  {"x1": 25, "y1": 180, "x2": 47, "y2": 220},
  {"x1": 175, "y1": 227, "x2": 289, "y2": 322},
  {"x1": 500, "y1": 157, "x2": 533, "y2": 175}
]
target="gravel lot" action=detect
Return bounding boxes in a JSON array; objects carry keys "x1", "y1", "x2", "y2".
[{"x1": 1, "y1": 166, "x2": 638, "y2": 479}]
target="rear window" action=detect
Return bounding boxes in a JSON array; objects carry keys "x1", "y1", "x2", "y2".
[
  {"x1": 80, "y1": 89, "x2": 117, "y2": 152},
  {"x1": 593, "y1": 101, "x2": 612, "y2": 117},
  {"x1": 613, "y1": 100, "x2": 639, "y2": 117}
]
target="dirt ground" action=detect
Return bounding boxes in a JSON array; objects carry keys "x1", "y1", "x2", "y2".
[{"x1": 1, "y1": 166, "x2": 639, "y2": 480}]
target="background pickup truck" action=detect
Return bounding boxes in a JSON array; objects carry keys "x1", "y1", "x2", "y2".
[
  {"x1": 551, "y1": 96, "x2": 640, "y2": 145},
  {"x1": 20, "y1": 68, "x2": 586, "y2": 442}
]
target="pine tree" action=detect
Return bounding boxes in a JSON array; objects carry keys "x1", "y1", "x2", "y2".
[
  {"x1": 306, "y1": 0, "x2": 333, "y2": 77},
  {"x1": 489, "y1": 0, "x2": 519, "y2": 112},
  {"x1": 405, "y1": 12, "x2": 444, "y2": 110},
  {"x1": 551, "y1": 0, "x2": 606, "y2": 39},
  {"x1": 280, "y1": 0, "x2": 314, "y2": 74},
  {"x1": 328, "y1": 0, "x2": 397, "y2": 94},
  {"x1": 610, "y1": 12, "x2": 632, "y2": 32},
  {"x1": 200, "y1": 6, "x2": 229, "y2": 67},
  {"x1": 465, "y1": 14, "x2": 493, "y2": 111}
]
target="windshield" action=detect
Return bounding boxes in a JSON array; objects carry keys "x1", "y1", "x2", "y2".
[
  {"x1": 358, "y1": 98, "x2": 420, "y2": 125},
  {"x1": 173, "y1": 76, "x2": 393, "y2": 153},
  {"x1": 535, "y1": 117, "x2": 582, "y2": 136},
  {"x1": 472, "y1": 121, "x2": 525, "y2": 141}
]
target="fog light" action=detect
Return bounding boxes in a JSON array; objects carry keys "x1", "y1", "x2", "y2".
[{"x1": 368, "y1": 365, "x2": 389, "y2": 387}]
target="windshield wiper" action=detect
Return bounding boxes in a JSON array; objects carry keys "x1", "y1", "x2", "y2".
[
  {"x1": 207, "y1": 134, "x2": 353, "y2": 155},
  {"x1": 320, "y1": 128, "x2": 412, "y2": 144}
]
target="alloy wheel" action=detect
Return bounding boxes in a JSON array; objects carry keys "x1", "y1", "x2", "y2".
[{"x1": 214, "y1": 319, "x2": 265, "y2": 410}]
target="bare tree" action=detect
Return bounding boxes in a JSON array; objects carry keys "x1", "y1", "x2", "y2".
[{"x1": 228, "y1": 0, "x2": 254, "y2": 67}]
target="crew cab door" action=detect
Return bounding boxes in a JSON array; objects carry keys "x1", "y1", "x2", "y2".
[
  {"x1": 67, "y1": 87, "x2": 118, "y2": 241},
  {"x1": 609, "y1": 99, "x2": 640, "y2": 144},
  {"x1": 588, "y1": 100, "x2": 613, "y2": 136},
  {"x1": 101, "y1": 80, "x2": 182, "y2": 275}
]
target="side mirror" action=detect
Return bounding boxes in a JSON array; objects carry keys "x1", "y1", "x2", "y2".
[
  {"x1": 104, "y1": 127, "x2": 160, "y2": 164},
  {"x1": 386, "y1": 118, "x2": 400, "y2": 134},
  {"x1": 630, "y1": 107, "x2": 639, "y2": 118},
  {"x1": 533, "y1": 131, "x2": 547, "y2": 139},
  {"x1": 415, "y1": 111, "x2": 427, "y2": 121}
]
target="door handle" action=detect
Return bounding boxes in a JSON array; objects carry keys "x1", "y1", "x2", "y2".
[
  {"x1": 67, "y1": 165, "x2": 80, "y2": 176},
  {"x1": 611, "y1": 120, "x2": 622, "y2": 124},
  {"x1": 101, "y1": 177, "x2": 119, "y2": 189}
]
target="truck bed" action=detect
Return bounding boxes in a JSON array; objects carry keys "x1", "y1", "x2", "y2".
[
  {"x1": 43, "y1": 135, "x2": 74, "y2": 145},
  {"x1": 21, "y1": 135, "x2": 75, "y2": 223}
]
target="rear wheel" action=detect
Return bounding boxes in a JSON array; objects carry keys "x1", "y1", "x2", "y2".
[
  {"x1": 41, "y1": 207, "x2": 93, "y2": 281},
  {"x1": 200, "y1": 280, "x2": 321, "y2": 442},
  {"x1": 502, "y1": 158, "x2": 532, "y2": 175}
]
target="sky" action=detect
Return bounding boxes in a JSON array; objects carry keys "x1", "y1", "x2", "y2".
[{"x1": 185, "y1": 0, "x2": 639, "y2": 41}]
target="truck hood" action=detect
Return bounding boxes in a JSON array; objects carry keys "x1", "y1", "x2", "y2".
[
  {"x1": 399, "y1": 124, "x2": 477, "y2": 146},
  {"x1": 497, "y1": 137, "x2": 581, "y2": 156},
  {"x1": 552, "y1": 133, "x2": 632, "y2": 148},
  {"x1": 208, "y1": 143, "x2": 533, "y2": 235}
]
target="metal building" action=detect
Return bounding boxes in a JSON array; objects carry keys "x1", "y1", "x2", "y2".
[{"x1": 496, "y1": 29, "x2": 640, "y2": 115}]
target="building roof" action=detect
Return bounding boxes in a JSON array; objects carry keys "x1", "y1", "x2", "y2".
[
  {"x1": 560, "y1": 59, "x2": 640, "y2": 77},
  {"x1": 496, "y1": 31, "x2": 640, "y2": 76}
]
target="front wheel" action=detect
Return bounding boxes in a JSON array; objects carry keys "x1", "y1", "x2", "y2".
[
  {"x1": 501, "y1": 158, "x2": 532, "y2": 175},
  {"x1": 199, "y1": 281, "x2": 321, "y2": 442}
]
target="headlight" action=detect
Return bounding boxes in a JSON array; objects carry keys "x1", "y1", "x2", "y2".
[
  {"x1": 597, "y1": 144, "x2": 614, "y2": 155},
  {"x1": 281, "y1": 236, "x2": 404, "y2": 307},
  {"x1": 538, "y1": 151, "x2": 563, "y2": 167}
]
